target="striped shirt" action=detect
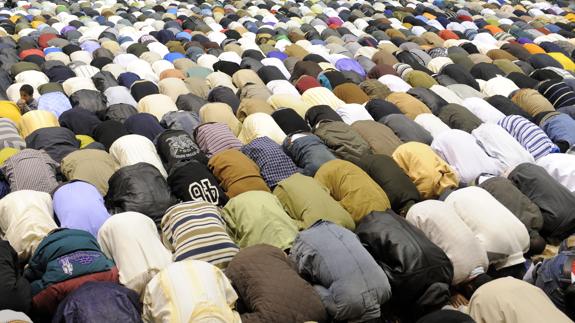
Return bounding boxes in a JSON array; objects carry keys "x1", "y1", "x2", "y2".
[
  {"x1": 194, "y1": 122, "x2": 242, "y2": 158},
  {"x1": 538, "y1": 80, "x2": 575, "y2": 109},
  {"x1": 0, "y1": 118, "x2": 25, "y2": 150},
  {"x1": 1, "y1": 149, "x2": 59, "y2": 193},
  {"x1": 497, "y1": 115, "x2": 559, "y2": 160},
  {"x1": 37, "y1": 92, "x2": 72, "y2": 118},
  {"x1": 161, "y1": 201, "x2": 239, "y2": 268}
]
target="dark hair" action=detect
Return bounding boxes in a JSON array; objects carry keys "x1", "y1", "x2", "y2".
[
  {"x1": 459, "y1": 273, "x2": 493, "y2": 299},
  {"x1": 19, "y1": 84, "x2": 33, "y2": 96}
]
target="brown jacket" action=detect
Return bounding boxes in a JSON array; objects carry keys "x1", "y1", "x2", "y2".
[
  {"x1": 208, "y1": 149, "x2": 270, "y2": 198},
  {"x1": 351, "y1": 120, "x2": 403, "y2": 156},
  {"x1": 225, "y1": 245, "x2": 327, "y2": 323}
]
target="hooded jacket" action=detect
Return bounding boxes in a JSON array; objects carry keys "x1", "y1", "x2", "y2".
[
  {"x1": 161, "y1": 201, "x2": 238, "y2": 267},
  {"x1": 445, "y1": 187, "x2": 530, "y2": 270},
  {"x1": 392, "y1": 142, "x2": 459, "y2": 199},
  {"x1": 508, "y1": 163, "x2": 575, "y2": 241},
  {"x1": 105, "y1": 163, "x2": 177, "y2": 226},
  {"x1": 156, "y1": 129, "x2": 207, "y2": 172},
  {"x1": 0, "y1": 240, "x2": 31, "y2": 313},
  {"x1": 351, "y1": 120, "x2": 403, "y2": 156},
  {"x1": 53, "y1": 181, "x2": 110, "y2": 238},
  {"x1": 98, "y1": 212, "x2": 172, "y2": 296},
  {"x1": 314, "y1": 159, "x2": 390, "y2": 222},
  {"x1": 273, "y1": 173, "x2": 354, "y2": 230},
  {"x1": 60, "y1": 149, "x2": 118, "y2": 196},
  {"x1": 167, "y1": 161, "x2": 227, "y2": 207},
  {"x1": 290, "y1": 221, "x2": 392, "y2": 322},
  {"x1": 357, "y1": 211, "x2": 453, "y2": 316},
  {"x1": 226, "y1": 244, "x2": 327, "y2": 323},
  {"x1": 24, "y1": 228, "x2": 115, "y2": 296},
  {"x1": 358, "y1": 154, "x2": 421, "y2": 215},
  {"x1": 407, "y1": 200, "x2": 488, "y2": 285},
  {"x1": 221, "y1": 191, "x2": 298, "y2": 250},
  {"x1": 208, "y1": 149, "x2": 270, "y2": 198},
  {"x1": 313, "y1": 120, "x2": 371, "y2": 164}
]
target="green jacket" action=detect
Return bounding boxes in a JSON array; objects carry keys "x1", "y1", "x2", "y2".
[
  {"x1": 273, "y1": 173, "x2": 355, "y2": 230},
  {"x1": 222, "y1": 191, "x2": 298, "y2": 250},
  {"x1": 24, "y1": 229, "x2": 114, "y2": 295}
]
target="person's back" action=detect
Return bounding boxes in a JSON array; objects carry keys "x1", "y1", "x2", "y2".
[{"x1": 290, "y1": 221, "x2": 392, "y2": 322}]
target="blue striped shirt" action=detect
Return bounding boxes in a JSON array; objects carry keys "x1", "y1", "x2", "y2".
[{"x1": 498, "y1": 115, "x2": 559, "y2": 160}]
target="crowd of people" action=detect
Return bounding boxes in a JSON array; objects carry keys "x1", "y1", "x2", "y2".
[{"x1": 2, "y1": 0, "x2": 575, "y2": 322}]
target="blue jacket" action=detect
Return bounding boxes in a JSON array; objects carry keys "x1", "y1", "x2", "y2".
[{"x1": 289, "y1": 221, "x2": 391, "y2": 322}]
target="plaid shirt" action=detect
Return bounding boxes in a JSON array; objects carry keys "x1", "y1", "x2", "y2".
[{"x1": 241, "y1": 136, "x2": 299, "y2": 188}]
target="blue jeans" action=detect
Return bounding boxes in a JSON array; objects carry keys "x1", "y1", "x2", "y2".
[{"x1": 283, "y1": 134, "x2": 336, "y2": 176}]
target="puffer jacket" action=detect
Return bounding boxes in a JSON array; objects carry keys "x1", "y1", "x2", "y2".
[
  {"x1": 313, "y1": 120, "x2": 371, "y2": 164},
  {"x1": 226, "y1": 245, "x2": 327, "y2": 323},
  {"x1": 105, "y1": 163, "x2": 177, "y2": 226},
  {"x1": 290, "y1": 221, "x2": 392, "y2": 322},
  {"x1": 356, "y1": 211, "x2": 453, "y2": 318},
  {"x1": 69, "y1": 89, "x2": 108, "y2": 113},
  {"x1": 24, "y1": 229, "x2": 115, "y2": 296}
]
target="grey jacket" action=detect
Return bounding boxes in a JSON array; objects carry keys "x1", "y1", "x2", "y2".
[{"x1": 289, "y1": 221, "x2": 392, "y2": 322}]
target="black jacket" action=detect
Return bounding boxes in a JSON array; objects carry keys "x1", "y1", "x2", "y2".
[
  {"x1": 157, "y1": 129, "x2": 208, "y2": 170},
  {"x1": 271, "y1": 108, "x2": 310, "y2": 136},
  {"x1": 0, "y1": 240, "x2": 31, "y2": 313},
  {"x1": 176, "y1": 93, "x2": 207, "y2": 115},
  {"x1": 508, "y1": 163, "x2": 575, "y2": 241},
  {"x1": 58, "y1": 108, "x2": 102, "y2": 136},
  {"x1": 69, "y1": 89, "x2": 108, "y2": 113},
  {"x1": 106, "y1": 163, "x2": 177, "y2": 226},
  {"x1": 167, "y1": 160, "x2": 227, "y2": 206},
  {"x1": 25, "y1": 127, "x2": 80, "y2": 163},
  {"x1": 407, "y1": 87, "x2": 448, "y2": 115},
  {"x1": 356, "y1": 211, "x2": 453, "y2": 316},
  {"x1": 358, "y1": 154, "x2": 421, "y2": 215},
  {"x1": 440, "y1": 64, "x2": 480, "y2": 91},
  {"x1": 92, "y1": 71, "x2": 118, "y2": 92}
]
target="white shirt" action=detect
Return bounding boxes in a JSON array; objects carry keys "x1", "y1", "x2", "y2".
[
  {"x1": 536, "y1": 153, "x2": 575, "y2": 192},
  {"x1": 462, "y1": 97, "x2": 506, "y2": 124},
  {"x1": 414, "y1": 113, "x2": 451, "y2": 138},
  {"x1": 431, "y1": 129, "x2": 504, "y2": 183},
  {"x1": 109, "y1": 134, "x2": 168, "y2": 178},
  {"x1": 407, "y1": 200, "x2": 488, "y2": 284},
  {"x1": 0, "y1": 190, "x2": 57, "y2": 261},
  {"x1": 377, "y1": 75, "x2": 412, "y2": 93},
  {"x1": 98, "y1": 212, "x2": 172, "y2": 296},
  {"x1": 482, "y1": 76, "x2": 519, "y2": 97},
  {"x1": 445, "y1": 187, "x2": 530, "y2": 270},
  {"x1": 336, "y1": 104, "x2": 373, "y2": 125},
  {"x1": 472, "y1": 123, "x2": 535, "y2": 173},
  {"x1": 137, "y1": 94, "x2": 178, "y2": 122}
]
